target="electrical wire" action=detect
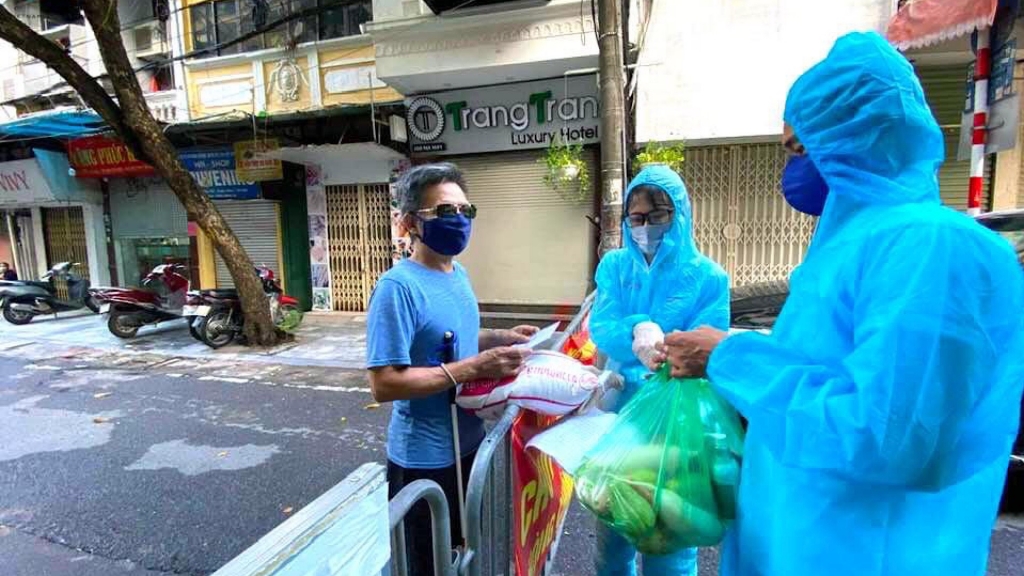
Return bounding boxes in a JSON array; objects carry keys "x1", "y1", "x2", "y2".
[{"x1": 1, "y1": 0, "x2": 488, "y2": 106}]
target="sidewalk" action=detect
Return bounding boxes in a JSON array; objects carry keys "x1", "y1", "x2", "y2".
[{"x1": 0, "y1": 311, "x2": 368, "y2": 369}]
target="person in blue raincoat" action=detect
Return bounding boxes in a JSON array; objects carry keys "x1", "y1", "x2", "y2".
[
  {"x1": 660, "y1": 32, "x2": 1024, "y2": 576},
  {"x1": 590, "y1": 164, "x2": 730, "y2": 576}
]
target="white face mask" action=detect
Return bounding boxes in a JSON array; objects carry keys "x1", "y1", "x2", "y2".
[{"x1": 630, "y1": 223, "x2": 671, "y2": 257}]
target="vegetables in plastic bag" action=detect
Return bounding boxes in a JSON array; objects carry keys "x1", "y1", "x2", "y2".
[{"x1": 574, "y1": 366, "x2": 744, "y2": 554}]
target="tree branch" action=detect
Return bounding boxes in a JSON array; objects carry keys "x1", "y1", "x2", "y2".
[{"x1": 0, "y1": 4, "x2": 135, "y2": 145}]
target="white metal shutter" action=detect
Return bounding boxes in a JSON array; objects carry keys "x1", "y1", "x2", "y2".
[
  {"x1": 109, "y1": 180, "x2": 188, "y2": 238},
  {"x1": 916, "y1": 66, "x2": 993, "y2": 210},
  {"x1": 454, "y1": 150, "x2": 596, "y2": 306},
  {"x1": 213, "y1": 200, "x2": 281, "y2": 288}
]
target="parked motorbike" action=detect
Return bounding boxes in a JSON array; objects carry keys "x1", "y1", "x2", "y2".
[
  {"x1": 0, "y1": 262, "x2": 101, "y2": 325},
  {"x1": 193, "y1": 267, "x2": 301, "y2": 349},
  {"x1": 90, "y1": 263, "x2": 191, "y2": 339}
]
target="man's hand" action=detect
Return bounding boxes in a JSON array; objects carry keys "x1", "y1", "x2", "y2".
[
  {"x1": 657, "y1": 326, "x2": 729, "y2": 378},
  {"x1": 472, "y1": 346, "x2": 531, "y2": 380}
]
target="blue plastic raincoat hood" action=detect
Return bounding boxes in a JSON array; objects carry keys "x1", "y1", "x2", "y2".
[
  {"x1": 620, "y1": 165, "x2": 700, "y2": 267},
  {"x1": 784, "y1": 32, "x2": 945, "y2": 209}
]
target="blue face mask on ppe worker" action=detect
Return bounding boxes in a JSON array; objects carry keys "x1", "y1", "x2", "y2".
[
  {"x1": 781, "y1": 154, "x2": 829, "y2": 216},
  {"x1": 629, "y1": 223, "x2": 671, "y2": 258},
  {"x1": 416, "y1": 214, "x2": 472, "y2": 256}
]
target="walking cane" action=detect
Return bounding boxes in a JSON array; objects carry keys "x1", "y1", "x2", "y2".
[{"x1": 442, "y1": 331, "x2": 468, "y2": 548}]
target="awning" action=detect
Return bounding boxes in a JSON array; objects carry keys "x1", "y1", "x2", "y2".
[
  {"x1": 0, "y1": 110, "x2": 105, "y2": 140},
  {"x1": 887, "y1": 0, "x2": 998, "y2": 50}
]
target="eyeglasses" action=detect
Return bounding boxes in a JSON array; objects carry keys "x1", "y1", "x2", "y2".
[
  {"x1": 626, "y1": 209, "x2": 673, "y2": 228},
  {"x1": 416, "y1": 203, "x2": 478, "y2": 220}
]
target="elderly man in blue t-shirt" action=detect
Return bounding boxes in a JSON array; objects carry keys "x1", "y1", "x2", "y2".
[{"x1": 366, "y1": 162, "x2": 534, "y2": 576}]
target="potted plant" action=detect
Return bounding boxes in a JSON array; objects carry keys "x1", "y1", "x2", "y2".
[
  {"x1": 634, "y1": 142, "x2": 686, "y2": 175},
  {"x1": 541, "y1": 140, "x2": 591, "y2": 202}
]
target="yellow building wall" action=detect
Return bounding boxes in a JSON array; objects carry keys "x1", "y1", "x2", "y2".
[
  {"x1": 180, "y1": 9, "x2": 401, "y2": 118},
  {"x1": 263, "y1": 55, "x2": 314, "y2": 113},
  {"x1": 319, "y1": 45, "x2": 404, "y2": 107},
  {"x1": 186, "y1": 62, "x2": 256, "y2": 120}
]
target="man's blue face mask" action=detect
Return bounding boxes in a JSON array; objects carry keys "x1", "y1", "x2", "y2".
[
  {"x1": 781, "y1": 155, "x2": 829, "y2": 216},
  {"x1": 416, "y1": 214, "x2": 472, "y2": 256}
]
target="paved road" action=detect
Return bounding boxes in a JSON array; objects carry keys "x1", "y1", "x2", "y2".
[
  {"x1": 0, "y1": 354, "x2": 384, "y2": 575},
  {"x1": 0, "y1": 350, "x2": 1021, "y2": 575}
]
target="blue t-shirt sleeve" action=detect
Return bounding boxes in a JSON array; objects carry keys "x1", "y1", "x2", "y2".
[{"x1": 366, "y1": 278, "x2": 418, "y2": 369}]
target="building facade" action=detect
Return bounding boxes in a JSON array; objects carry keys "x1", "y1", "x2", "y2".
[
  {"x1": 368, "y1": 0, "x2": 603, "y2": 315},
  {"x1": 178, "y1": 0, "x2": 405, "y2": 311}
]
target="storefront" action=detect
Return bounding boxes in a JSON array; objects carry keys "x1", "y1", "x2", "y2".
[
  {"x1": 404, "y1": 76, "x2": 600, "y2": 308},
  {"x1": 262, "y1": 142, "x2": 405, "y2": 313},
  {"x1": 68, "y1": 136, "x2": 301, "y2": 295},
  {"x1": 0, "y1": 150, "x2": 108, "y2": 283}
]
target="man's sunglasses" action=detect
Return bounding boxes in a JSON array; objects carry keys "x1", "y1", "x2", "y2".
[{"x1": 416, "y1": 203, "x2": 478, "y2": 220}]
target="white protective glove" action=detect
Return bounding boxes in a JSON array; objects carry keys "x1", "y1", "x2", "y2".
[{"x1": 632, "y1": 321, "x2": 665, "y2": 372}]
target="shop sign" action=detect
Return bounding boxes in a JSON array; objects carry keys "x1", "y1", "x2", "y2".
[
  {"x1": 0, "y1": 159, "x2": 54, "y2": 206},
  {"x1": 68, "y1": 135, "x2": 155, "y2": 178},
  {"x1": 234, "y1": 139, "x2": 284, "y2": 181},
  {"x1": 405, "y1": 75, "x2": 600, "y2": 156},
  {"x1": 180, "y1": 148, "x2": 260, "y2": 200}
]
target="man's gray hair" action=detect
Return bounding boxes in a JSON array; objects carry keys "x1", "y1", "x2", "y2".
[{"x1": 394, "y1": 162, "x2": 468, "y2": 215}]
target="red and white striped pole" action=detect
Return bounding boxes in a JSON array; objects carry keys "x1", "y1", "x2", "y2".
[{"x1": 969, "y1": 28, "x2": 991, "y2": 216}]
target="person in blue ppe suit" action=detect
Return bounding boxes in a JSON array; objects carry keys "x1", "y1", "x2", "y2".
[
  {"x1": 659, "y1": 32, "x2": 1024, "y2": 576},
  {"x1": 590, "y1": 164, "x2": 730, "y2": 576}
]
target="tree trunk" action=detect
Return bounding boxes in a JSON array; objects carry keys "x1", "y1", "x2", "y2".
[{"x1": 0, "y1": 1, "x2": 281, "y2": 346}]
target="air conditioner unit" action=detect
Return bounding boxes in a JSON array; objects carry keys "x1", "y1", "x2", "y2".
[{"x1": 133, "y1": 20, "x2": 169, "y2": 61}]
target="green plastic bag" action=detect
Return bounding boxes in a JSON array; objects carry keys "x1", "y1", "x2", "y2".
[{"x1": 575, "y1": 366, "x2": 745, "y2": 555}]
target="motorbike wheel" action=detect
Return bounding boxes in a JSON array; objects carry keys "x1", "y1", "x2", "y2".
[
  {"x1": 85, "y1": 295, "x2": 101, "y2": 314},
  {"x1": 108, "y1": 310, "x2": 140, "y2": 339},
  {"x1": 200, "y1": 309, "x2": 236, "y2": 349},
  {"x1": 2, "y1": 304, "x2": 33, "y2": 325}
]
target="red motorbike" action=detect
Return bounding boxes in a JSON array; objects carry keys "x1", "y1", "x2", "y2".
[
  {"x1": 192, "y1": 267, "x2": 301, "y2": 349},
  {"x1": 90, "y1": 263, "x2": 191, "y2": 339}
]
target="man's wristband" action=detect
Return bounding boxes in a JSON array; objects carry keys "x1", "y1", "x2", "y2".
[{"x1": 439, "y1": 363, "x2": 459, "y2": 387}]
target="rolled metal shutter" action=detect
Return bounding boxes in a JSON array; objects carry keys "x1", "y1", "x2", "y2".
[
  {"x1": 109, "y1": 180, "x2": 188, "y2": 238},
  {"x1": 453, "y1": 150, "x2": 596, "y2": 306},
  {"x1": 916, "y1": 66, "x2": 993, "y2": 210},
  {"x1": 213, "y1": 200, "x2": 281, "y2": 288}
]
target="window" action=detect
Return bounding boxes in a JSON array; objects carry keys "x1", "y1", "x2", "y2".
[
  {"x1": 190, "y1": 2, "x2": 214, "y2": 52},
  {"x1": 215, "y1": 0, "x2": 241, "y2": 55},
  {"x1": 189, "y1": 0, "x2": 371, "y2": 58},
  {"x1": 319, "y1": 0, "x2": 371, "y2": 39},
  {"x1": 40, "y1": 0, "x2": 84, "y2": 30}
]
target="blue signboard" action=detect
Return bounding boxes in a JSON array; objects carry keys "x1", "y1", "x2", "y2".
[{"x1": 180, "y1": 148, "x2": 260, "y2": 200}]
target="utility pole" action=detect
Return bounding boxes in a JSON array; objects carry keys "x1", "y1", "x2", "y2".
[{"x1": 597, "y1": 0, "x2": 626, "y2": 255}]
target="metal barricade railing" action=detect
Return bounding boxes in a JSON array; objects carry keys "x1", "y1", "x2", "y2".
[
  {"x1": 388, "y1": 479, "x2": 459, "y2": 576},
  {"x1": 389, "y1": 293, "x2": 599, "y2": 576},
  {"x1": 461, "y1": 291, "x2": 598, "y2": 576},
  {"x1": 461, "y1": 404, "x2": 519, "y2": 576}
]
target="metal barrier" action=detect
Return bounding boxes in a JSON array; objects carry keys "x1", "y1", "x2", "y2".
[
  {"x1": 388, "y1": 479, "x2": 459, "y2": 576},
  {"x1": 390, "y1": 293, "x2": 598, "y2": 576}
]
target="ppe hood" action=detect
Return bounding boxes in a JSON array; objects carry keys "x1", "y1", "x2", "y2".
[
  {"x1": 783, "y1": 32, "x2": 944, "y2": 208},
  {"x1": 621, "y1": 165, "x2": 700, "y2": 266}
]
